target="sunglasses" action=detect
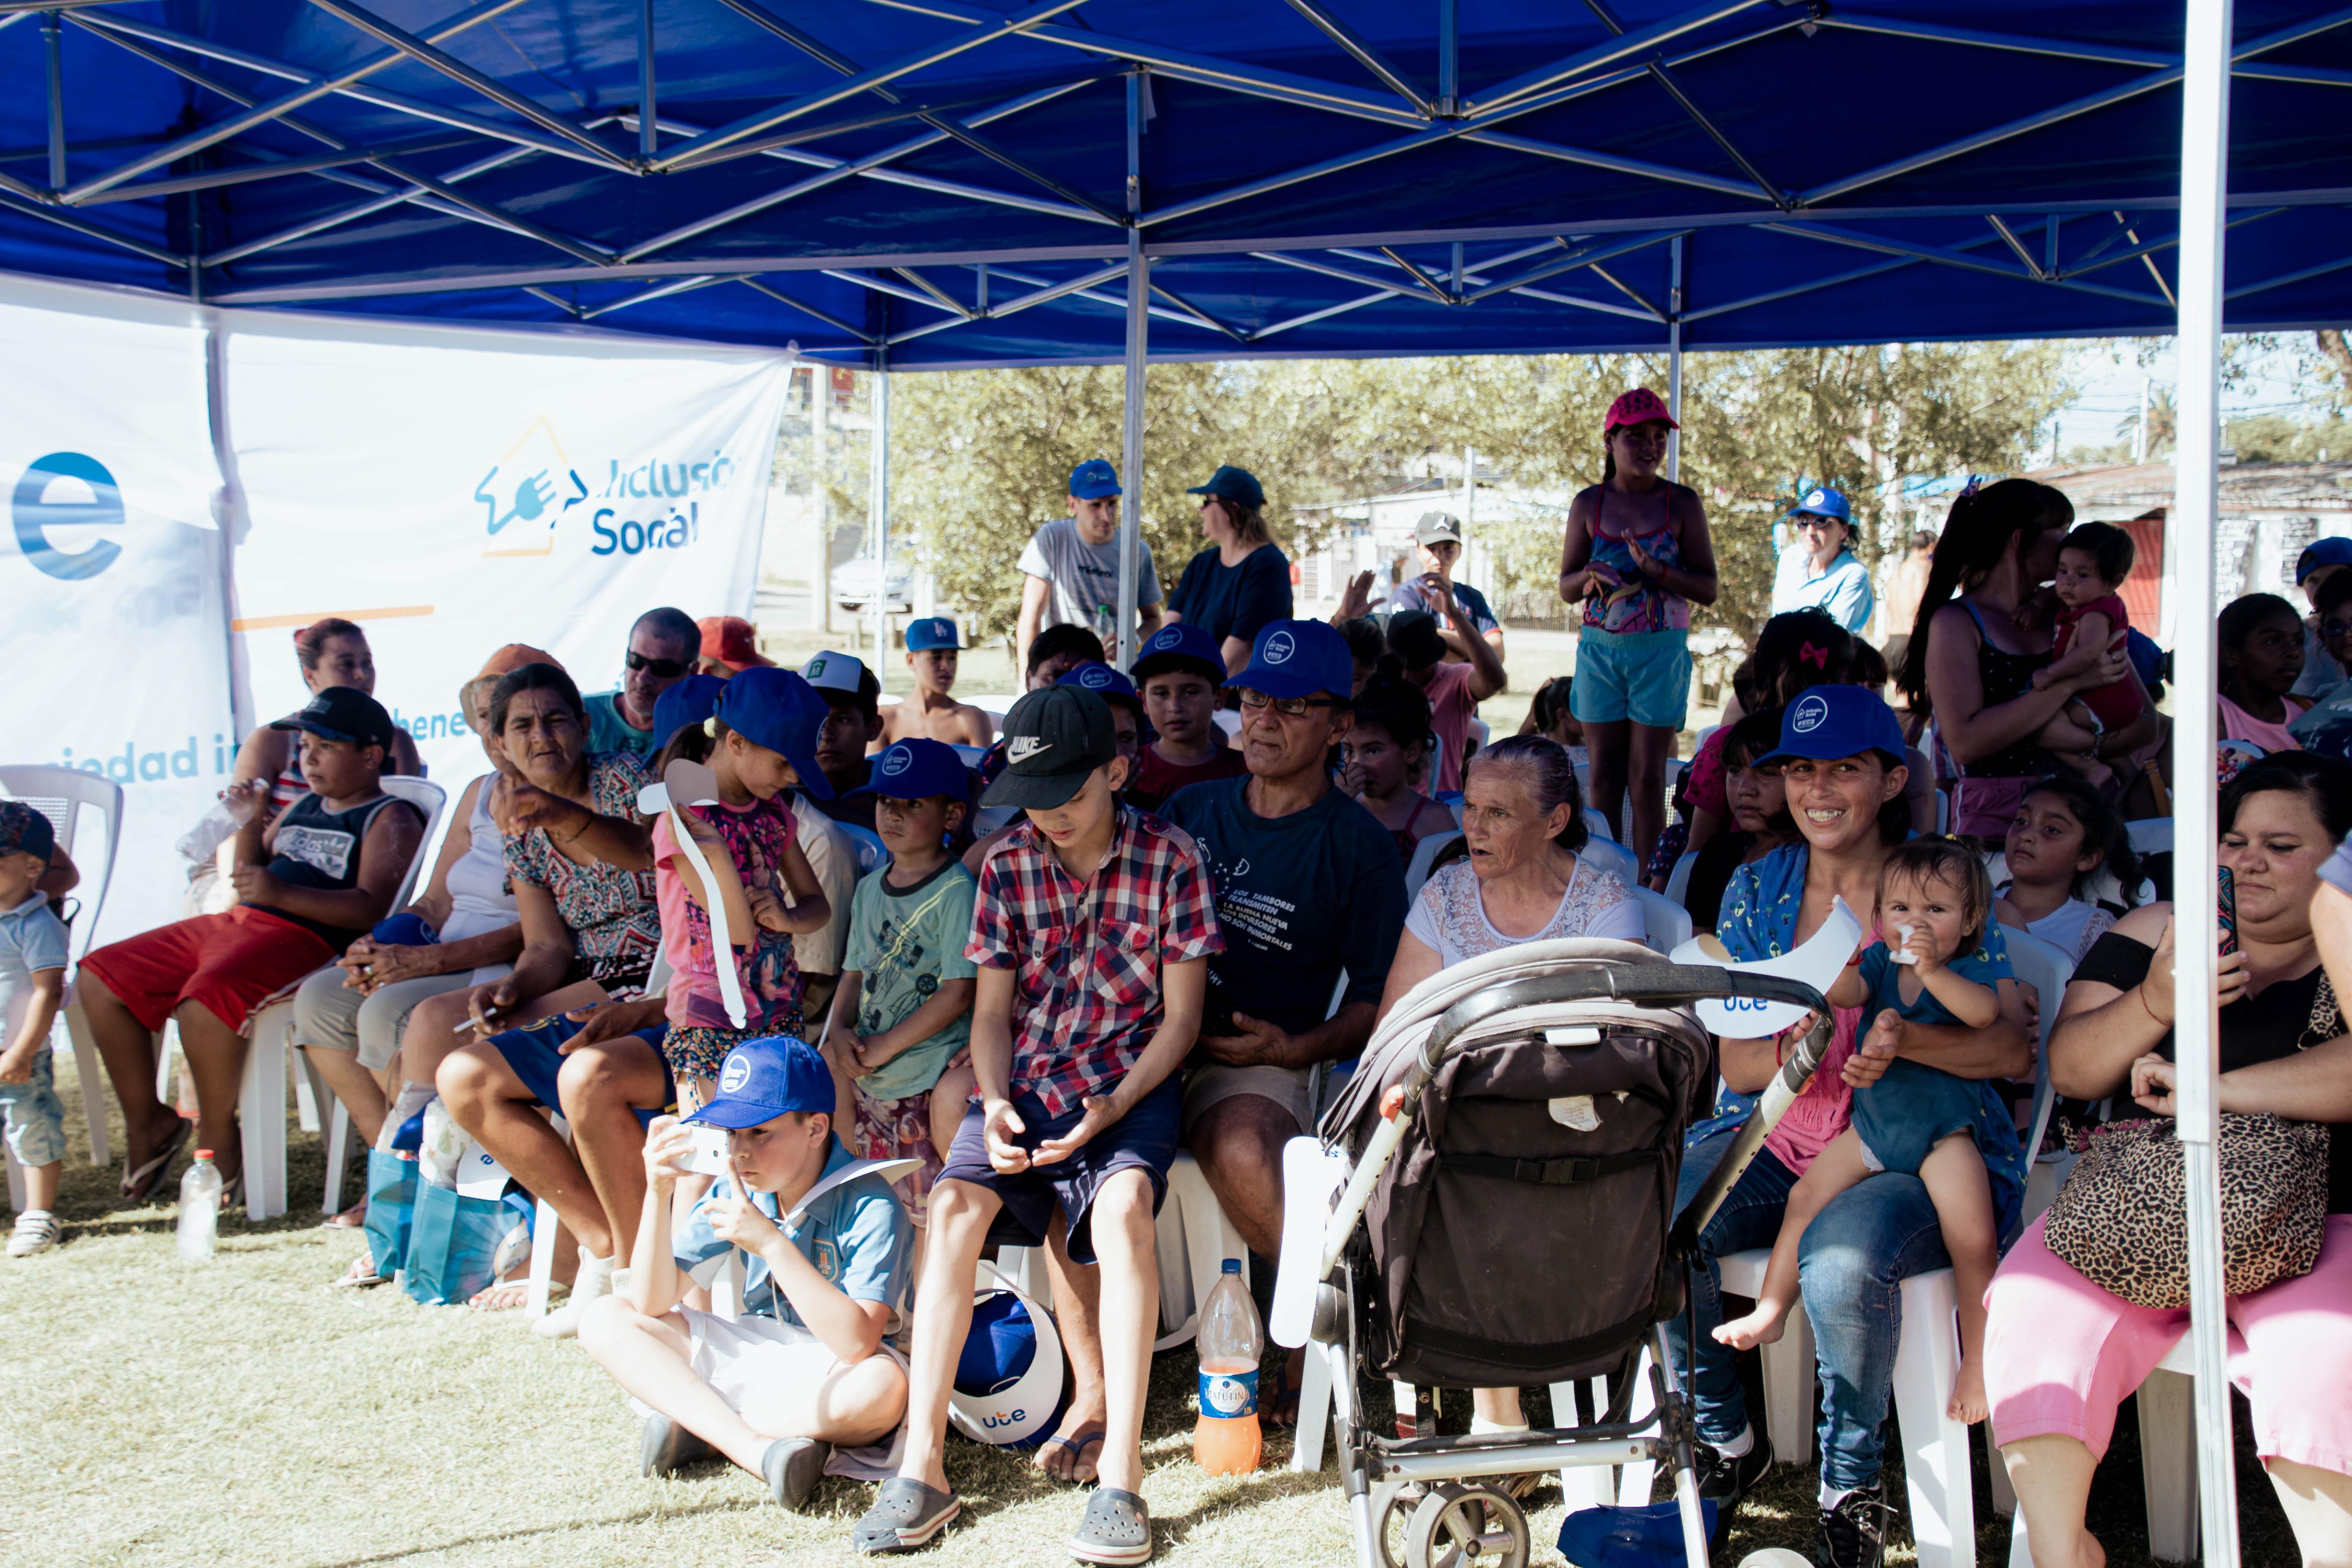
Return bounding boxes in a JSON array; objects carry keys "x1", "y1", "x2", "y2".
[
  {"x1": 625, "y1": 651, "x2": 691, "y2": 678},
  {"x1": 2323, "y1": 618, "x2": 2352, "y2": 642},
  {"x1": 1238, "y1": 689, "x2": 1342, "y2": 717}
]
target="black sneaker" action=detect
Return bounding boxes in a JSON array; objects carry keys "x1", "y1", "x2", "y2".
[
  {"x1": 1815, "y1": 1484, "x2": 1888, "y2": 1568},
  {"x1": 1695, "y1": 1437, "x2": 1772, "y2": 1507}
]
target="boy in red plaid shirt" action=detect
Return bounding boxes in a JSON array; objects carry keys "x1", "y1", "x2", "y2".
[{"x1": 855, "y1": 686, "x2": 1220, "y2": 1565}]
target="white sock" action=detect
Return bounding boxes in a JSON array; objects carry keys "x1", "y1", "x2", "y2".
[
  {"x1": 1714, "y1": 1424, "x2": 1756, "y2": 1460},
  {"x1": 1821, "y1": 1483, "x2": 1857, "y2": 1510},
  {"x1": 1470, "y1": 1416, "x2": 1530, "y2": 1436}
]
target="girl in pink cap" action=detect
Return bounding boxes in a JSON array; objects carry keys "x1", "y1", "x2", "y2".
[{"x1": 1557, "y1": 388, "x2": 1718, "y2": 864}]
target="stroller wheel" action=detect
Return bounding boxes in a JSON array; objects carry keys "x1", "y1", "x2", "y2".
[
  {"x1": 1368, "y1": 1477, "x2": 1424, "y2": 1568},
  {"x1": 1405, "y1": 1483, "x2": 1530, "y2": 1568}
]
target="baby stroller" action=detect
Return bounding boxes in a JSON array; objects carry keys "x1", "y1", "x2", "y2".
[{"x1": 1271, "y1": 939, "x2": 1832, "y2": 1568}]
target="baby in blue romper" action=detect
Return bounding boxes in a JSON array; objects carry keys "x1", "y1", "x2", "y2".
[{"x1": 1713, "y1": 839, "x2": 2014, "y2": 1425}]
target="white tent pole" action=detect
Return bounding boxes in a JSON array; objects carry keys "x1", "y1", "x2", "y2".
[
  {"x1": 1666, "y1": 234, "x2": 1684, "y2": 484},
  {"x1": 1116, "y1": 68, "x2": 1147, "y2": 672},
  {"x1": 868, "y1": 353, "x2": 890, "y2": 664},
  {"x1": 2174, "y1": 0, "x2": 2239, "y2": 1563}
]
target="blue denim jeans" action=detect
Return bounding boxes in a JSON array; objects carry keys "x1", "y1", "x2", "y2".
[{"x1": 1664, "y1": 1127, "x2": 1954, "y2": 1494}]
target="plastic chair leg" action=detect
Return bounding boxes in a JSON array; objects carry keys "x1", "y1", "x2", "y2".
[
  {"x1": 1619, "y1": 1348, "x2": 1659, "y2": 1505},
  {"x1": 996, "y1": 1244, "x2": 1056, "y2": 1312},
  {"x1": 1152, "y1": 1152, "x2": 1246, "y2": 1351},
  {"x1": 4, "y1": 1148, "x2": 24, "y2": 1211},
  {"x1": 153, "y1": 1021, "x2": 177, "y2": 1104},
  {"x1": 1890, "y1": 1268, "x2": 1975, "y2": 1568},
  {"x1": 1551, "y1": 1380, "x2": 1616, "y2": 1511},
  {"x1": 2137, "y1": 1366, "x2": 2199, "y2": 1563},
  {"x1": 1987, "y1": 1427, "x2": 2017, "y2": 1518},
  {"x1": 524, "y1": 1197, "x2": 562, "y2": 1318},
  {"x1": 2006, "y1": 1500, "x2": 2036, "y2": 1567},
  {"x1": 62, "y1": 997, "x2": 109, "y2": 1167},
  {"x1": 320, "y1": 1101, "x2": 352, "y2": 1217},
  {"x1": 1292, "y1": 1340, "x2": 1333, "y2": 1473},
  {"x1": 237, "y1": 1004, "x2": 292, "y2": 1221},
  {"x1": 1759, "y1": 1301, "x2": 1818, "y2": 1466}
]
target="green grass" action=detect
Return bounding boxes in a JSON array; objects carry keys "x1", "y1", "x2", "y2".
[{"x1": 0, "y1": 1054, "x2": 2298, "y2": 1567}]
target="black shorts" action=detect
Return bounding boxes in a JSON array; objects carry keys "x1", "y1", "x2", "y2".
[{"x1": 937, "y1": 1078, "x2": 1180, "y2": 1265}]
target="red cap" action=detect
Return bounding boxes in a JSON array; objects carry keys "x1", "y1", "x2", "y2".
[
  {"x1": 1604, "y1": 387, "x2": 1678, "y2": 432},
  {"x1": 696, "y1": 615, "x2": 775, "y2": 673}
]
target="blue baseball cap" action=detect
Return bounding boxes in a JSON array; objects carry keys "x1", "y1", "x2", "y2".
[
  {"x1": 714, "y1": 666, "x2": 834, "y2": 798},
  {"x1": 2296, "y1": 536, "x2": 2352, "y2": 585},
  {"x1": 271, "y1": 686, "x2": 398, "y2": 753},
  {"x1": 683, "y1": 1034, "x2": 836, "y2": 1130},
  {"x1": 1056, "y1": 661, "x2": 1141, "y2": 714},
  {"x1": 1756, "y1": 684, "x2": 1908, "y2": 768},
  {"x1": 866, "y1": 737, "x2": 970, "y2": 803},
  {"x1": 650, "y1": 672, "x2": 726, "y2": 751},
  {"x1": 1787, "y1": 485, "x2": 1851, "y2": 525},
  {"x1": 1187, "y1": 464, "x2": 1265, "y2": 510},
  {"x1": 1130, "y1": 622, "x2": 1225, "y2": 685},
  {"x1": 1226, "y1": 619, "x2": 1353, "y2": 702},
  {"x1": 1068, "y1": 459, "x2": 1122, "y2": 500},
  {"x1": 906, "y1": 616, "x2": 963, "y2": 652},
  {"x1": 0, "y1": 800, "x2": 55, "y2": 863}
]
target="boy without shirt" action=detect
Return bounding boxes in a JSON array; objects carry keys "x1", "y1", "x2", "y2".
[
  {"x1": 877, "y1": 618, "x2": 993, "y2": 749},
  {"x1": 1127, "y1": 623, "x2": 1246, "y2": 809},
  {"x1": 853, "y1": 686, "x2": 1221, "y2": 1565}
]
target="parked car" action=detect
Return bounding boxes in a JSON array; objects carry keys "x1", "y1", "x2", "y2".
[{"x1": 831, "y1": 551, "x2": 914, "y2": 612}]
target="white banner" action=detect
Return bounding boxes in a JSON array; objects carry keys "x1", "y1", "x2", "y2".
[
  {"x1": 219, "y1": 312, "x2": 792, "y2": 791},
  {"x1": 0, "y1": 276, "x2": 232, "y2": 945}
]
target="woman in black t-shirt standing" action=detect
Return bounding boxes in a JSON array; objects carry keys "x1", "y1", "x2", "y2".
[
  {"x1": 1984, "y1": 752, "x2": 2352, "y2": 1568},
  {"x1": 1163, "y1": 466, "x2": 1291, "y2": 678}
]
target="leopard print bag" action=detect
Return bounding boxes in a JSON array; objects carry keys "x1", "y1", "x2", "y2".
[{"x1": 2043, "y1": 974, "x2": 2338, "y2": 1310}]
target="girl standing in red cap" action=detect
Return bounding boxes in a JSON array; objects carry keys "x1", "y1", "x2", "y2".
[{"x1": 1557, "y1": 388, "x2": 1718, "y2": 864}]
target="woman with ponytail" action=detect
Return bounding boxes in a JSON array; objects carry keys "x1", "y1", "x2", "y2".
[
  {"x1": 1899, "y1": 479, "x2": 2151, "y2": 836},
  {"x1": 1558, "y1": 388, "x2": 1718, "y2": 865}
]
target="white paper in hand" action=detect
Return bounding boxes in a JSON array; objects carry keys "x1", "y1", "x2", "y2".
[
  {"x1": 646, "y1": 758, "x2": 748, "y2": 1029},
  {"x1": 1670, "y1": 895, "x2": 1863, "y2": 1037}
]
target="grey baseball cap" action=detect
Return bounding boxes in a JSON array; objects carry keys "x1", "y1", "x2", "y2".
[{"x1": 1415, "y1": 512, "x2": 1464, "y2": 545}]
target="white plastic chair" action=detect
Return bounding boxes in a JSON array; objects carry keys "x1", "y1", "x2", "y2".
[
  {"x1": 1402, "y1": 830, "x2": 1462, "y2": 899},
  {"x1": 1582, "y1": 807, "x2": 1618, "y2": 844},
  {"x1": 834, "y1": 821, "x2": 889, "y2": 874},
  {"x1": 1663, "y1": 850, "x2": 1698, "y2": 911},
  {"x1": 1577, "y1": 835, "x2": 1640, "y2": 886},
  {"x1": 0, "y1": 765, "x2": 123, "y2": 1170},
  {"x1": 236, "y1": 777, "x2": 446, "y2": 1221},
  {"x1": 1631, "y1": 887, "x2": 1692, "y2": 956}
]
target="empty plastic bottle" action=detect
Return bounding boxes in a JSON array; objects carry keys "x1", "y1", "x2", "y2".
[
  {"x1": 1192, "y1": 1258, "x2": 1265, "y2": 1474},
  {"x1": 177, "y1": 1150, "x2": 222, "y2": 1262}
]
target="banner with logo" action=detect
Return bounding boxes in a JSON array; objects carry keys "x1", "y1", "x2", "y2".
[
  {"x1": 219, "y1": 312, "x2": 792, "y2": 792},
  {"x1": 0, "y1": 275, "x2": 233, "y2": 945}
]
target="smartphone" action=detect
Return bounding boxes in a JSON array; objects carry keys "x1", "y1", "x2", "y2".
[
  {"x1": 2217, "y1": 866, "x2": 2238, "y2": 958},
  {"x1": 686, "y1": 1125, "x2": 731, "y2": 1177}
]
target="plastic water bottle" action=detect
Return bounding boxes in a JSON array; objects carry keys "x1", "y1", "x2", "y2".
[
  {"x1": 177, "y1": 1151, "x2": 222, "y2": 1262},
  {"x1": 1192, "y1": 1258, "x2": 1264, "y2": 1474}
]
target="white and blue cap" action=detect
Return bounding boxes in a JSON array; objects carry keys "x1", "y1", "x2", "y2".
[
  {"x1": 1130, "y1": 621, "x2": 1225, "y2": 685},
  {"x1": 1056, "y1": 660, "x2": 1141, "y2": 715},
  {"x1": 1068, "y1": 458, "x2": 1122, "y2": 500},
  {"x1": 906, "y1": 616, "x2": 963, "y2": 652},
  {"x1": 1227, "y1": 619, "x2": 1353, "y2": 702},
  {"x1": 1787, "y1": 485, "x2": 1852, "y2": 525},
  {"x1": 683, "y1": 1034, "x2": 836, "y2": 1130},
  {"x1": 866, "y1": 737, "x2": 971, "y2": 803},
  {"x1": 1756, "y1": 684, "x2": 1908, "y2": 769}
]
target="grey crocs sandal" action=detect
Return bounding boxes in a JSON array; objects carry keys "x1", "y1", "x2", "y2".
[
  {"x1": 641, "y1": 1413, "x2": 716, "y2": 1477},
  {"x1": 1069, "y1": 1486, "x2": 1153, "y2": 1566},
  {"x1": 762, "y1": 1436, "x2": 830, "y2": 1511},
  {"x1": 853, "y1": 1476, "x2": 960, "y2": 1554}
]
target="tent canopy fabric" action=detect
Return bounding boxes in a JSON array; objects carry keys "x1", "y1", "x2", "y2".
[{"x1": 0, "y1": 0, "x2": 2347, "y2": 367}]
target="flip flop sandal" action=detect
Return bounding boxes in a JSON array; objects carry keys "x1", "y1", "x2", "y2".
[
  {"x1": 1069, "y1": 1486, "x2": 1153, "y2": 1566},
  {"x1": 120, "y1": 1116, "x2": 193, "y2": 1203},
  {"x1": 331, "y1": 1255, "x2": 387, "y2": 1288},
  {"x1": 321, "y1": 1200, "x2": 367, "y2": 1230},
  {"x1": 1036, "y1": 1423, "x2": 1108, "y2": 1483},
  {"x1": 854, "y1": 1476, "x2": 960, "y2": 1554},
  {"x1": 1265, "y1": 1357, "x2": 1307, "y2": 1429}
]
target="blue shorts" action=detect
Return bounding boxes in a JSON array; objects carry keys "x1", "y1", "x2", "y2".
[
  {"x1": 1571, "y1": 628, "x2": 1692, "y2": 730},
  {"x1": 938, "y1": 1077, "x2": 1181, "y2": 1265},
  {"x1": 488, "y1": 1022, "x2": 676, "y2": 1128},
  {"x1": 0, "y1": 1047, "x2": 65, "y2": 1168}
]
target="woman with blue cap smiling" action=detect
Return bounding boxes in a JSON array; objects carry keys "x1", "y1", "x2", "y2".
[{"x1": 1771, "y1": 486, "x2": 1875, "y2": 634}]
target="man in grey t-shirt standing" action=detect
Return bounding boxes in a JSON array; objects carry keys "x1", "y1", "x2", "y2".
[{"x1": 1015, "y1": 459, "x2": 1164, "y2": 659}]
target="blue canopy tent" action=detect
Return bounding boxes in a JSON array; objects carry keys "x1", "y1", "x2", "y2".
[{"x1": 0, "y1": 4, "x2": 2329, "y2": 1564}]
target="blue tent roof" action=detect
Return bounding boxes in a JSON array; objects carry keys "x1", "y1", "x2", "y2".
[{"x1": 2, "y1": 0, "x2": 2346, "y2": 366}]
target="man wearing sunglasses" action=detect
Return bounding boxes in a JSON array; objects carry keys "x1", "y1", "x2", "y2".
[
  {"x1": 583, "y1": 607, "x2": 701, "y2": 756},
  {"x1": 1155, "y1": 618, "x2": 1406, "y2": 1424}
]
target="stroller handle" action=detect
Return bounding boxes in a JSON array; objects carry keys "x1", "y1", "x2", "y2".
[{"x1": 1416, "y1": 966, "x2": 1833, "y2": 1083}]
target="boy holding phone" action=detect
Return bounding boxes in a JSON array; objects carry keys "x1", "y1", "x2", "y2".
[
  {"x1": 579, "y1": 1033, "x2": 912, "y2": 1512},
  {"x1": 853, "y1": 687, "x2": 1221, "y2": 1564}
]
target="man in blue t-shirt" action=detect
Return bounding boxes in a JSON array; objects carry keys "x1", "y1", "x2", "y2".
[
  {"x1": 1158, "y1": 621, "x2": 1405, "y2": 1413},
  {"x1": 579, "y1": 1034, "x2": 912, "y2": 1513},
  {"x1": 1386, "y1": 512, "x2": 1506, "y2": 667},
  {"x1": 583, "y1": 607, "x2": 701, "y2": 755}
]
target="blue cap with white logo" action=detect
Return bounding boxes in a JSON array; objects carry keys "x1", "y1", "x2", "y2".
[
  {"x1": 906, "y1": 616, "x2": 963, "y2": 652},
  {"x1": 866, "y1": 737, "x2": 971, "y2": 803},
  {"x1": 713, "y1": 666, "x2": 834, "y2": 799},
  {"x1": 1130, "y1": 621, "x2": 1225, "y2": 685},
  {"x1": 1056, "y1": 661, "x2": 1141, "y2": 714},
  {"x1": 2296, "y1": 536, "x2": 2352, "y2": 585},
  {"x1": 683, "y1": 1033, "x2": 836, "y2": 1130},
  {"x1": 1226, "y1": 619, "x2": 1353, "y2": 702},
  {"x1": 1068, "y1": 459, "x2": 1122, "y2": 500},
  {"x1": 1787, "y1": 486, "x2": 1852, "y2": 525},
  {"x1": 650, "y1": 672, "x2": 726, "y2": 751},
  {"x1": 1756, "y1": 684, "x2": 1908, "y2": 769}
]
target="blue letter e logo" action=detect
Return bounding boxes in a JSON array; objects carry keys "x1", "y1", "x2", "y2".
[{"x1": 14, "y1": 452, "x2": 123, "y2": 580}]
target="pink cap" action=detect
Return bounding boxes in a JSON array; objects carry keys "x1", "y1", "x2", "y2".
[{"x1": 1604, "y1": 387, "x2": 1679, "y2": 432}]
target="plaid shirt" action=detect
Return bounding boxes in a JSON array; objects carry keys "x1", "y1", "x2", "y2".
[{"x1": 966, "y1": 804, "x2": 1223, "y2": 1117}]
